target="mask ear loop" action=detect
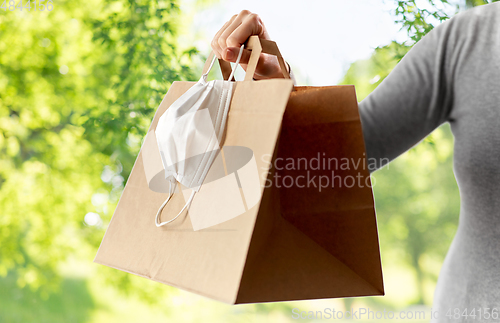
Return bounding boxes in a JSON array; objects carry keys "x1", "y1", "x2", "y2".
[
  {"x1": 228, "y1": 44, "x2": 245, "y2": 81},
  {"x1": 202, "y1": 44, "x2": 244, "y2": 82},
  {"x1": 201, "y1": 54, "x2": 217, "y2": 82},
  {"x1": 155, "y1": 180, "x2": 196, "y2": 227}
]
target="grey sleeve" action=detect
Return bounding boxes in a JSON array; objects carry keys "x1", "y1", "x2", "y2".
[{"x1": 358, "y1": 17, "x2": 458, "y2": 171}]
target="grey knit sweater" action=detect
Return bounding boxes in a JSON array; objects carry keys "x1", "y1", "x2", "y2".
[{"x1": 359, "y1": 2, "x2": 500, "y2": 321}]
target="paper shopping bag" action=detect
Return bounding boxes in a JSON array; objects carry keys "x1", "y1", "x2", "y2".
[{"x1": 94, "y1": 36, "x2": 384, "y2": 304}]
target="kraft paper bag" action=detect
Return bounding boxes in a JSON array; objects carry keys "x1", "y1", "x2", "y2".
[{"x1": 94, "y1": 36, "x2": 384, "y2": 304}]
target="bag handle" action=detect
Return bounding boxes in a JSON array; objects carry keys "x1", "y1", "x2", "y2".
[
  {"x1": 202, "y1": 36, "x2": 290, "y2": 82},
  {"x1": 244, "y1": 35, "x2": 291, "y2": 82},
  {"x1": 202, "y1": 45, "x2": 244, "y2": 83},
  {"x1": 202, "y1": 52, "x2": 236, "y2": 81}
]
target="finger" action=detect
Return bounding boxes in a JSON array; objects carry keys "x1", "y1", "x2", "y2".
[
  {"x1": 223, "y1": 47, "x2": 280, "y2": 78},
  {"x1": 217, "y1": 10, "x2": 253, "y2": 52},
  {"x1": 211, "y1": 18, "x2": 234, "y2": 59},
  {"x1": 222, "y1": 47, "x2": 252, "y2": 65},
  {"x1": 225, "y1": 13, "x2": 266, "y2": 48}
]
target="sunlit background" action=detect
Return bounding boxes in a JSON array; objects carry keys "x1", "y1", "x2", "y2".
[{"x1": 0, "y1": 0, "x2": 496, "y2": 322}]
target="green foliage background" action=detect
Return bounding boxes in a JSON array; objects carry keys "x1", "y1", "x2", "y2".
[
  {"x1": 0, "y1": 0, "x2": 199, "y2": 320},
  {"x1": 0, "y1": 0, "x2": 497, "y2": 321}
]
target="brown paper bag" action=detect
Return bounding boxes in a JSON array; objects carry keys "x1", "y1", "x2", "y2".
[{"x1": 94, "y1": 36, "x2": 384, "y2": 304}]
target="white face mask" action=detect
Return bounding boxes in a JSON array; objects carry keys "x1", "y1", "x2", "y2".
[{"x1": 154, "y1": 45, "x2": 244, "y2": 227}]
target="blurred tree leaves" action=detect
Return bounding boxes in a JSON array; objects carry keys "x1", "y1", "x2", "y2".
[
  {"x1": 391, "y1": 0, "x2": 499, "y2": 46},
  {"x1": 84, "y1": 0, "x2": 198, "y2": 178},
  {"x1": 464, "y1": 0, "x2": 500, "y2": 6},
  {"x1": 0, "y1": 0, "x2": 196, "y2": 299},
  {"x1": 393, "y1": 0, "x2": 453, "y2": 44}
]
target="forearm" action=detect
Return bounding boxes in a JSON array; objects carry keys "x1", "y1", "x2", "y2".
[{"x1": 358, "y1": 14, "x2": 459, "y2": 172}]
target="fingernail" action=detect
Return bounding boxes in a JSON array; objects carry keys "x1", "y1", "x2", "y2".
[{"x1": 225, "y1": 48, "x2": 234, "y2": 60}]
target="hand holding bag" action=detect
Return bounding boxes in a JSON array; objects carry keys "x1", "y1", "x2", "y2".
[{"x1": 94, "y1": 36, "x2": 384, "y2": 304}]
